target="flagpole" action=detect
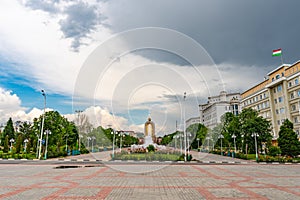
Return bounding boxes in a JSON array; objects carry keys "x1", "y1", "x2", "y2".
[{"x1": 280, "y1": 51, "x2": 284, "y2": 65}]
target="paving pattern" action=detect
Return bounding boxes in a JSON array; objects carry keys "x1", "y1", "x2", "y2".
[{"x1": 0, "y1": 163, "x2": 299, "y2": 199}]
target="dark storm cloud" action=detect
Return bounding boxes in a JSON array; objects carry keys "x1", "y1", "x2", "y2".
[
  {"x1": 59, "y1": 1, "x2": 105, "y2": 50},
  {"x1": 23, "y1": 0, "x2": 106, "y2": 51},
  {"x1": 105, "y1": 0, "x2": 300, "y2": 67}
]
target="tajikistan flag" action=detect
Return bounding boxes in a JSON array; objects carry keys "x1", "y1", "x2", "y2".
[{"x1": 272, "y1": 48, "x2": 282, "y2": 57}]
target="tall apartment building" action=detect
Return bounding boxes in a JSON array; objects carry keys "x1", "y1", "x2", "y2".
[
  {"x1": 241, "y1": 61, "x2": 300, "y2": 141},
  {"x1": 199, "y1": 91, "x2": 241, "y2": 130}
]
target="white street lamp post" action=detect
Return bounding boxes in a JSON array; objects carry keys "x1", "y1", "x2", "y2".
[
  {"x1": 179, "y1": 134, "x2": 183, "y2": 154},
  {"x1": 24, "y1": 139, "x2": 29, "y2": 152},
  {"x1": 187, "y1": 132, "x2": 192, "y2": 155},
  {"x1": 173, "y1": 136, "x2": 177, "y2": 150},
  {"x1": 218, "y1": 134, "x2": 224, "y2": 156},
  {"x1": 111, "y1": 130, "x2": 116, "y2": 159},
  {"x1": 38, "y1": 90, "x2": 46, "y2": 159},
  {"x1": 65, "y1": 134, "x2": 69, "y2": 152},
  {"x1": 91, "y1": 136, "x2": 96, "y2": 152},
  {"x1": 44, "y1": 130, "x2": 51, "y2": 159},
  {"x1": 10, "y1": 138, "x2": 15, "y2": 151},
  {"x1": 183, "y1": 92, "x2": 187, "y2": 161},
  {"x1": 79, "y1": 134, "x2": 83, "y2": 153},
  {"x1": 87, "y1": 136, "x2": 91, "y2": 150},
  {"x1": 119, "y1": 132, "x2": 125, "y2": 152},
  {"x1": 232, "y1": 134, "x2": 237, "y2": 158},
  {"x1": 206, "y1": 136, "x2": 211, "y2": 152},
  {"x1": 75, "y1": 110, "x2": 83, "y2": 151},
  {"x1": 251, "y1": 133, "x2": 259, "y2": 162},
  {"x1": 197, "y1": 138, "x2": 200, "y2": 151}
]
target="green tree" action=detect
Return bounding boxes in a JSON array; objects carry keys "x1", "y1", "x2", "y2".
[
  {"x1": 161, "y1": 132, "x2": 176, "y2": 146},
  {"x1": 3, "y1": 135, "x2": 9, "y2": 153},
  {"x1": 19, "y1": 122, "x2": 34, "y2": 152},
  {"x1": 239, "y1": 108, "x2": 272, "y2": 154},
  {"x1": 2, "y1": 118, "x2": 15, "y2": 144},
  {"x1": 33, "y1": 111, "x2": 79, "y2": 158},
  {"x1": 189, "y1": 123, "x2": 208, "y2": 149},
  {"x1": 220, "y1": 112, "x2": 241, "y2": 151},
  {"x1": 15, "y1": 134, "x2": 22, "y2": 153},
  {"x1": 278, "y1": 119, "x2": 300, "y2": 157},
  {"x1": 219, "y1": 109, "x2": 272, "y2": 154}
]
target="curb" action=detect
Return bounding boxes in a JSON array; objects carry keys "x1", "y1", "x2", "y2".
[{"x1": 0, "y1": 158, "x2": 299, "y2": 165}]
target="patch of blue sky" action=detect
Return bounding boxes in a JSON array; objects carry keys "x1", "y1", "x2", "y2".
[
  {"x1": 0, "y1": 61, "x2": 72, "y2": 114},
  {"x1": 119, "y1": 109, "x2": 149, "y2": 125}
]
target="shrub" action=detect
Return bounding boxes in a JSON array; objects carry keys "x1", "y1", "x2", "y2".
[
  {"x1": 268, "y1": 146, "x2": 281, "y2": 157},
  {"x1": 147, "y1": 145, "x2": 155, "y2": 152}
]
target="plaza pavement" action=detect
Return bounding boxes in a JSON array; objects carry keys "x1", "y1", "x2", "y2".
[{"x1": 0, "y1": 158, "x2": 300, "y2": 200}]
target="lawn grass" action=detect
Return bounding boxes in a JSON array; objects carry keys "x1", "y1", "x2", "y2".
[{"x1": 112, "y1": 152, "x2": 184, "y2": 161}]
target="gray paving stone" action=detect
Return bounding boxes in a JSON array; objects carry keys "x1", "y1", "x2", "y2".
[
  {"x1": 248, "y1": 188, "x2": 300, "y2": 200},
  {"x1": 0, "y1": 155, "x2": 299, "y2": 199}
]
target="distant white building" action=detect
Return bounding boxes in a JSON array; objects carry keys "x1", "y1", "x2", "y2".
[
  {"x1": 199, "y1": 91, "x2": 241, "y2": 129},
  {"x1": 186, "y1": 117, "x2": 201, "y2": 128}
]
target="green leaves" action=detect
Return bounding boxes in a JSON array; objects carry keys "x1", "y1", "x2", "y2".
[
  {"x1": 220, "y1": 108, "x2": 272, "y2": 154},
  {"x1": 33, "y1": 111, "x2": 78, "y2": 156},
  {"x1": 278, "y1": 119, "x2": 300, "y2": 157}
]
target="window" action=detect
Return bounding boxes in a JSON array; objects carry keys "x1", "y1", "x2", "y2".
[
  {"x1": 273, "y1": 88, "x2": 276, "y2": 93},
  {"x1": 291, "y1": 92, "x2": 295, "y2": 99},
  {"x1": 260, "y1": 95, "x2": 262, "y2": 100},
  {"x1": 276, "y1": 109, "x2": 279, "y2": 114},
  {"x1": 277, "y1": 85, "x2": 282, "y2": 92},
  {"x1": 255, "y1": 96, "x2": 258, "y2": 101},
  {"x1": 289, "y1": 82, "x2": 292, "y2": 87},
  {"x1": 263, "y1": 93, "x2": 266, "y2": 98},
  {"x1": 280, "y1": 108, "x2": 285, "y2": 113},
  {"x1": 272, "y1": 77, "x2": 275, "y2": 82},
  {"x1": 292, "y1": 104, "x2": 296, "y2": 111},
  {"x1": 277, "y1": 120, "x2": 280, "y2": 125},
  {"x1": 282, "y1": 72, "x2": 284, "y2": 77},
  {"x1": 274, "y1": 99, "x2": 277, "y2": 104},
  {"x1": 295, "y1": 79, "x2": 299, "y2": 85},
  {"x1": 278, "y1": 96, "x2": 283, "y2": 103},
  {"x1": 294, "y1": 117, "x2": 298, "y2": 123},
  {"x1": 276, "y1": 74, "x2": 280, "y2": 79},
  {"x1": 297, "y1": 90, "x2": 300, "y2": 97}
]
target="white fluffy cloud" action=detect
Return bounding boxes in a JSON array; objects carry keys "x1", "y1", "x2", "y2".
[
  {"x1": 0, "y1": 87, "x2": 50, "y2": 124},
  {"x1": 65, "y1": 106, "x2": 129, "y2": 130}
]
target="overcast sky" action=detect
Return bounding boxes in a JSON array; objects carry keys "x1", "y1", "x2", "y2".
[{"x1": 1, "y1": 0, "x2": 300, "y2": 134}]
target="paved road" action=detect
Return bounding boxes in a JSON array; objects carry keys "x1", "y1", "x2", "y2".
[{"x1": 0, "y1": 160, "x2": 299, "y2": 199}]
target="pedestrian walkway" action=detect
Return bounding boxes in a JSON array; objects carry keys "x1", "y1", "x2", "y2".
[{"x1": 0, "y1": 163, "x2": 299, "y2": 199}]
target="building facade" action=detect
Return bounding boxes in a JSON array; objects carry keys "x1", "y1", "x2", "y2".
[
  {"x1": 186, "y1": 117, "x2": 201, "y2": 128},
  {"x1": 241, "y1": 61, "x2": 300, "y2": 140},
  {"x1": 199, "y1": 91, "x2": 241, "y2": 130}
]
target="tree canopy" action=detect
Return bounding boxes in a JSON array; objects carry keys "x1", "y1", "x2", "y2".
[{"x1": 278, "y1": 119, "x2": 300, "y2": 157}]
